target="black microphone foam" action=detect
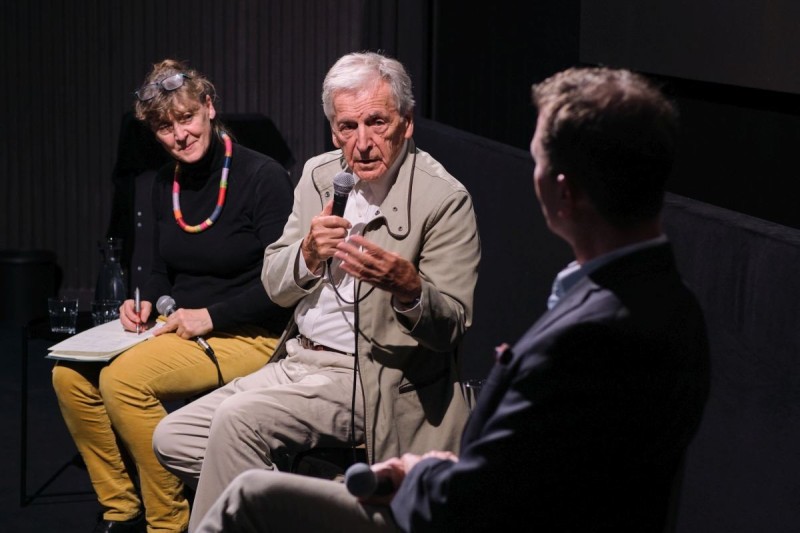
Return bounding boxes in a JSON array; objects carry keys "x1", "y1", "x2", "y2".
[
  {"x1": 344, "y1": 462, "x2": 395, "y2": 498},
  {"x1": 332, "y1": 171, "x2": 355, "y2": 217}
]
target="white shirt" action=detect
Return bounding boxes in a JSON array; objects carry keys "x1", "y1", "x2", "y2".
[{"x1": 293, "y1": 143, "x2": 409, "y2": 352}]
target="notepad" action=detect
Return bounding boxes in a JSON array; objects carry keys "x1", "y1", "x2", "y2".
[{"x1": 46, "y1": 318, "x2": 163, "y2": 362}]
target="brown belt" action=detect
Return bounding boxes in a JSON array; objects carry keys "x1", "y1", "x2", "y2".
[{"x1": 296, "y1": 335, "x2": 353, "y2": 356}]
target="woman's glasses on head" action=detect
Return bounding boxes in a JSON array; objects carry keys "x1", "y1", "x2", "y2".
[{"x1": 135, "y1": 73, "x2": 191, "y2": 102}]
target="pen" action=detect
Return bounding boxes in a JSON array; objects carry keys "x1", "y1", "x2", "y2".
[{"x1": 134, "y1": 287, "x2": 141, "y2": 335}]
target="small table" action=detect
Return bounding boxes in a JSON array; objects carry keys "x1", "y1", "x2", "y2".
[{"x1": 20, "y1": 312, "x2": 94, "y2": 506}]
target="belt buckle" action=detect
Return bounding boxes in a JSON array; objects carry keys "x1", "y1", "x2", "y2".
[
  {"x1": 296, "y1": 334, "x2": 348, "y2": 355},
  {"x1": 296, "y1": 334, "x2": 309, "y2": 349},
  {"x1": 297, "y1": 334, "x2": 322, "y2": 351}
]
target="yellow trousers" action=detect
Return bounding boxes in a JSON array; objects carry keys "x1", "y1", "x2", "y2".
[{"x1": 52, "y1": 326, "x2": 278, "y2": 533}]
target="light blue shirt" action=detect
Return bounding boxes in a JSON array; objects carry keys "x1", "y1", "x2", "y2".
[{"x1": 547, "y1": 235, "x2": 669, "y2": 310}]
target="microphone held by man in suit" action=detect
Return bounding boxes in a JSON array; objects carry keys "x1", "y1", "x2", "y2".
[{"x1": 344, "y1": 463, "x2": 394, "y2": 498}]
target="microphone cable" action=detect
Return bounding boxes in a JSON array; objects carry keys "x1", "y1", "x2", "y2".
[
  {"x1": 349, "y1": 280, "x2": 363, "y2": 466},
  {"x1": 201, "y1": 342, "x2": 225, "y2": 389},
  {"x1": 324, "y1": 256, "x2": 370, "y2": 466},
  {"x1": 156, "y1": 295, "x2": 224, "y2": 388}
]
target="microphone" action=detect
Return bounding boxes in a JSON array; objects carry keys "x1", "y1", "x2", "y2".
[
  {"x1": 344, "y1": 463, "x2": 395, "y2": 498},
  {"x1": 326, "y1": 172, "x2": 355, "y2": 270},
  {"x1": 157, "y1": 294, "x2": 224, "y2": 387},
  {"x1": 332, "y1": 171, "x2": 355, "y2": 217},
  {"x1": 156, "y1": 295, "x2": 213, "y2": 355}
]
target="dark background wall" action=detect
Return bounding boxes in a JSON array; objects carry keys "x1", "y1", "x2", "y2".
[
  {"x1": 2, "y1": 0, "x2": 797, "y2": 294},
  {"x1": 579, "y1": 0, "x2": 800, "y2": 231},
  {"x1": 0, "y1": 0, "x2": 370, "y2": 305}
]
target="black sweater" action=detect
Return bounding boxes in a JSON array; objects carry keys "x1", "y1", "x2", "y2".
[{"x1": 143, "y1": 133, "x2": 294, "y2": 334}]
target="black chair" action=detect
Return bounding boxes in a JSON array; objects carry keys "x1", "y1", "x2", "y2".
[
  {"x1": 0, "y1": 249, "x2": 59, "y2": 328},
  {"x1": 290, "y1": 446, "x2": 367, "y2": 480}
]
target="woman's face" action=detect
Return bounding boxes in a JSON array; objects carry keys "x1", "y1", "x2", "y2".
[{"x1": 153, "y1": 94, "x2": 216, "y2": 164}]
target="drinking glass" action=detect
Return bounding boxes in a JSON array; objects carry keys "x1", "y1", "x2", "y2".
[
  {"x1": 48, "y1": 297, "x2": 79, "y2": 334},
  {"x1": 91, "y1": 299, "x2": 122, "y2": 326}
]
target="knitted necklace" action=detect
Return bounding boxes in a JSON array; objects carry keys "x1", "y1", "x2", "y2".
[{"x1": 172, "y1": 132, "x2": 232, "y2": 233}]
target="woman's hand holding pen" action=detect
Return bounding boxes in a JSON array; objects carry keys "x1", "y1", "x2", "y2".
[{"x1": 119, "y1": 299, "x2": 152, "y2": 333}]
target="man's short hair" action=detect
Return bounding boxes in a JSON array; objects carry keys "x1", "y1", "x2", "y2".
[
  {"x1": 532, "y1": 67, "x2": 679, "y2": 226},
  {"x1": 322, "y1": 51, "x2": 415, "y2": 123}
]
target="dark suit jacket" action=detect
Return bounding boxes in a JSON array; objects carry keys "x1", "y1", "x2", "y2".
[{"x1": 391, "y1": 243, "x2": 710, "y2": 532}]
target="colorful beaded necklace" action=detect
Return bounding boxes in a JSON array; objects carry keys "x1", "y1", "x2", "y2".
[{"x1": 172, "y1": 132, "x2": 232, "y2": 233}]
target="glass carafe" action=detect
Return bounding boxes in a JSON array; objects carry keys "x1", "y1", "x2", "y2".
[{"x1": 95, "y1": 237, "x2": 128, "y2": 302}]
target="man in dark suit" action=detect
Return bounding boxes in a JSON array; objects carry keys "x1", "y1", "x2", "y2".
[{"x1": 194, "y1": 66, "x2": 711, "y2": 533}]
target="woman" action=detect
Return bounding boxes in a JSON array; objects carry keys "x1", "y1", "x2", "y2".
[{"x1": 52, "y1": 59, "x2": 294, "y2": 533}]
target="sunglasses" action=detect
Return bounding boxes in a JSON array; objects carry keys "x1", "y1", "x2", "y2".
[{"x1": 135, "y1": 73, "x2": 191, "y2": 102}]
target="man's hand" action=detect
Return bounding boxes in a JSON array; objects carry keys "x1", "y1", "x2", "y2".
[
  {"x1": 301, "y1": 199, "x2": 352, "y2": 273},
  {"x1": 334, "y1": 234, "x2": 422, "y2": 304},
  {"x1": 153, "y1": 308, "x2": 213, "y2": 339},
  {"x1": 357, "y1": 456, "x2": 407, "y2": 505},
  {"x1": 359, "y1": 451, "x2": 458, "y2": 505}
]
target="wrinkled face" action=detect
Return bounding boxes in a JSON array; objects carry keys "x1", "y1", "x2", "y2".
[
  {"x1": 153, "y1": 94, "x2": 216, "y2": 164},
  {"x1": 330, "y1": 80, "x2": 413, "y2": 181}
]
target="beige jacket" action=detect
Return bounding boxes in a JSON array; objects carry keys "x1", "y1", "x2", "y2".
[{"x1": 261, "y1": 140, "x2": 480, "y2": 462}]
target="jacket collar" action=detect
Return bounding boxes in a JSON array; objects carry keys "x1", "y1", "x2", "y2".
[
  {"x1": 529, "y1": 242, "x2": 677, "y2": 336},
  {"x1": 378, "y1": 139, "x2": 416, "y2": 238},
  {"x1": 311, "y1": 139, "x2": 418, "y2": 239}
]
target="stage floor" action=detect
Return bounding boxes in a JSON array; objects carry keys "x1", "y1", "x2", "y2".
[{"x1": 2, "y1": 323, "x2": 104, "y2": 532}]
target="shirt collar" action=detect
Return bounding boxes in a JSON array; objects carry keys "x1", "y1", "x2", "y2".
[{"x1": 547, "y1": 234, "x2": 668, "y2": 310}]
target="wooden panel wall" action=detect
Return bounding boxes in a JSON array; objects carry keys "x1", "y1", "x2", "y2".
[{"x1": 0, "y1": 0, "x2": 367, "y2": 305}]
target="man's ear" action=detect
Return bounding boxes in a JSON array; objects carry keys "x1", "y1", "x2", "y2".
[
  {"x1": 558, "y1": 173, "x2": 592, "y2": 216},
  {"x1": 556, "y1": 173, "x2": 572, "y2": 199},
  {"x1": 404, "y1": 114, "x2": 414, "y2": 139},
  {"x1": 330, "y1": 129, "x2": 341, "y2": 149},
  {"x1": 555, "y1": 173, "x2": 577, "y2": 218}
]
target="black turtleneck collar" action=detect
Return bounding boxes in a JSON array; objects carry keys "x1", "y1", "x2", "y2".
[{"x1": 179, "y1": 131, "x2": 224, "y2": 185}]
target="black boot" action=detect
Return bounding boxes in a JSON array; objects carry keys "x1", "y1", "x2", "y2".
[{"x1": 93, "y1": 512, "x2": 146, "y2": 533}]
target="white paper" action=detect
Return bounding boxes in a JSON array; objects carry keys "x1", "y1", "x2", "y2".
[
  {"x1": 46, "y1": 351, "x2": 120, "y2": 362},
  {"x1": 46, "y1": 318, "x2": 163, "y2": 360}
]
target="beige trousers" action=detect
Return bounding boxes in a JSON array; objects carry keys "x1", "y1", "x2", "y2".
[
  {"x1": 152, "y1": 338, "x2": 365, "y2": 533},
  {"x1": 51, "y1": 326, "x2": 278, "y2": 533},
  {"x1": 195, "y1": 469, "x2": 396, "y2": 533}
]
